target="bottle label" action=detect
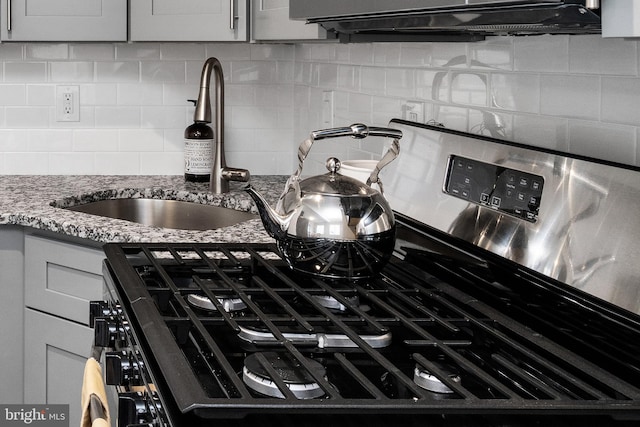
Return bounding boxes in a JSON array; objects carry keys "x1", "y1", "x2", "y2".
[{"x1": 184, "y1": 138, "x2": 213, "y2": 175}]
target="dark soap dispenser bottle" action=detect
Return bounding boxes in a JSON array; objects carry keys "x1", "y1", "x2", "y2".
[{"x1": 184, "y1": 99, "x2": 213, "y2": 182}]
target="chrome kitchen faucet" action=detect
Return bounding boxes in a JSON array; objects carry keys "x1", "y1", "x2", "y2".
[{"x1": 194, "y1": 57, "x2": 250, "y2": 193}]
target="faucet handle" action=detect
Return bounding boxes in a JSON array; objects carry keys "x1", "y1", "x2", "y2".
[{"x1": 222, "y1": 167, "x2": 250, "y2": 183}]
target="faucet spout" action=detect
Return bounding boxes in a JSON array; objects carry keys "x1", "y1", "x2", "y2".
[{"x1": 194, "y1": 57, "x2": 250, "y2": 193}]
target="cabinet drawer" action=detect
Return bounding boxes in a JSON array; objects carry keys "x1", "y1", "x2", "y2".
[
  {"x1": 24, "y1": 235, "x2": 104, "y2": 325},
  {"x1": 24, "y1": 308, "x2": 93, "y2": 427}
]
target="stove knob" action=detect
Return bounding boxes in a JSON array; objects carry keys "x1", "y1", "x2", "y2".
[
  {"x1": 89, "y1": 301, "x2": 109, "y2": 328},
  {"x1": 117, "y1": 392, "x2": 153, "y2": 427},
  {"x1": 105, "y1": 351, "x2": 143, "y2": 386},
  {"x1": 93, "y1": 316, "x2": 128, "y2": 348}
]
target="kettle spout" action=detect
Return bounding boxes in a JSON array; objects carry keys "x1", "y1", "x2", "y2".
[{"x1": 244, "y1": 185, "x2": 292, "y2": 240}]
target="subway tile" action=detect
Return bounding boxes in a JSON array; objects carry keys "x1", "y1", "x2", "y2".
[
  {"x1": 416, "y1": 69, "x2": 440, "y2": 100},
  {"x1": 294, "y1": 61, "x2": 315, "y2": 85},
  {"x1": 140, "y1": 152, "x2": 183, "y2": 175},
  {"x1": 115, "y1": 43, "x2": 160, "y2": 60},
  {"x1": 349, "y1": 43, "x2": 374, "y2": 65},
  {"x1": 226, "y1": 84, "x2": 256, "y2": 106},
  {"x1": 224, "y1": 128, "x2": 256, "y2": 152},
  {"x1": 230, "y1": 106, "x2": 278, "y2": 129},
  {"x1": 490, "y1": 73, "x2": 539, "y2": 113},
  {"x1": 316, "y1": 63, "x2": 339, "y2": 88},
  {"x1": 119, "y1": 129, "x2": 165, "y2": 152},
  {"x1": 26, "y1": 85, "x2": 55, "y2": 106},
  {"x1": 206, "y1": 43, "x2": 252, "y2": 60},
  {"x1": 276, "y1": 61, "x2": 294, "y2": 84},
  {"x1": 165, "y1": 85, "x2": 197, "y2": 109},
  {"x1": 0, "y1": 44, "x2": 24, "y2": 60},
  {"x1": 28, "y1": 130, "x2": 72, "y2": 152},
  {"x1": 49, "y1": 152, "x2": 96, "y2": 174},
  {"x1": 602, "y1": 77, "x2": 640, "y2": 126},
  {"x1": 69, "y1": 44, "x2": 115, "y2": 60},
  {"x1": 255, "y1": 85, "x2": 293, "y2": 107},
  {"x1": 160, "y1": 43, "x2": 206, "y2": 60},
  {"x1": 540, "y1": 74, "x2": 600, "y2": 120},
  {"x1": 141, "y1": 61, "x2": 186, "y2": 83},
  {"x1": 80, "y1": 84, "x2": 118, "y2": 106},
  {"x1": 250, "y1": 44, "x2": 293, "y2": 61},
  {"x1": 373, "y1": 43, "x2": 401, "y2": 66},
  {"x1": 513, "y1": 114, "x2": 568, "y2": 152},
  {"x1": 6, "y1": 106, "x2": 49, "y2": 128},
  {"x1": 4, "y1": 153, "x2": 48, "y2": 174},
  {"x1": 337, "y1": 65, "x2": 360, "y2": 91},
  {"x1": 141, "y1": 106, "x2": 187, "y2": 129},
  {"x1": 451, "y1": 72, "x2": 488, "y2": 107},
  {"x1": 96, "y1": 61, "x2": 140, "y2": 83},
  {"x1": 73, "y1": 129, "x2": 119, "y2": 151},
  {"x1": 514, "y1": 35, "x2": 568, "y2": 73},
  {"x1": 50, "y1": 61, "x2": 94, "y2": 82},
  {"x1": 360, "y1": 66, "x2": 386, "y2": 95},
  {"x1": 95, "y1": 106, "x2": 141, "y2": 128},
  {"x1": 568, "y1": 121, "x2": 636, "y2": 165},
  {"x1": 95, "y1": 152, "x2": 141, "y2": 174},
  {"x1": 569, "y1": 35, "x2": 637, "y2": 75},
  {"x1": 117, "y1": 83, "x2": 163, "y2": 106},
  {"x1": 470, "y1": 37, "x2": 513, "y2": 71},
  {"x1": 230, "y1": 61, "x2": 277, "y2": 83},
  {"x1": 399, "y1": 44, "x2": 433, "y2": 66},
  {"x1": 0, "y1": 85, "x2": 26, "y2": 106},
  {"x1": 309, "y1": 44, "x2": 338, "y2": 62},
  {"x1": 4, "y1": 62, "x2": 47, "y2": 82},
  {"x1": 26, "y1": 44, "x2": 68, "y2": 60},
  {"x1": 0, "y1": 129, "x2": 28, "y2": 150},
  {"x1": 163, "y1": 129, "x2": 185, "y2": 152}
]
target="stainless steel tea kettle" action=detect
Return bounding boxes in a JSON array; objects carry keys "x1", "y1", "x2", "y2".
[{"x1": 245, "y1": 123, "x2": 402, "y2": 280}]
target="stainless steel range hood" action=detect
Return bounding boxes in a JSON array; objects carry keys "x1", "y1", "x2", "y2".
[{"x1": 290, "y1": 1, "x2": 601, "y2": 42}]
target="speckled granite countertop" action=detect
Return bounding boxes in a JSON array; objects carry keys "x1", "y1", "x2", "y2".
[{"x1": 0, "y1": 175, "x2": 286, "y2": 244}]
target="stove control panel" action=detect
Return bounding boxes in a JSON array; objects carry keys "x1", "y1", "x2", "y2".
[{"x1": 444, "y1": 155, "x2": 544, "y2": 222}]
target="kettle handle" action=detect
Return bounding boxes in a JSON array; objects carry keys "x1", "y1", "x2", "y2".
[{"x1": 290, "y1": 123, "x2": 403, "y2": 192}]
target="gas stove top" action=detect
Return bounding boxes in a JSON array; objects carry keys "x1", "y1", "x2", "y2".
[
  {"x1": 101, "y1": 220, "x2": 640, "y2": 425},
  {"x1": 96, "y1": 119, "x2": 640, "y2": 426}
]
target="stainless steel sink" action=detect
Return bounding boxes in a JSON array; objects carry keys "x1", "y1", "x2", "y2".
[{"x1": 64, "y1": 198, "x2": 257, "y2": 230}]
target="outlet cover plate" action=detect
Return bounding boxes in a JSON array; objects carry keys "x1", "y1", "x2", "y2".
[{"x1": 56, "y1": 85, "x2": 80, "y2": 122}]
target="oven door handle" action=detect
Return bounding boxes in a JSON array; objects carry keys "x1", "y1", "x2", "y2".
[{"x1": 81, "y1": 348, "x2": 111, "y2": 427}]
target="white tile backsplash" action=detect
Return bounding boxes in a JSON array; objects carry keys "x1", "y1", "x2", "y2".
[{"x1": 0, "y1": 37, "x2": 638, "y2": 176}]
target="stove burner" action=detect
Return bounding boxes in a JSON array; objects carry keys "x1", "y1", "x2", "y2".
[
  {"x1": 413, "y1": 364, "x2": 461, "y2": 394},
  {"x1": 187, "y1": 293, "x2": 247, "y2": 312},
  {"x1": 237, "y1": 325, "x2": 392, "y2": 349},
  {"x1": 312, "y1": 294, "x2": 360, "y2": 312},
  {"x1": 242, "y1": 352, "x2": 326, "y2": 399}
]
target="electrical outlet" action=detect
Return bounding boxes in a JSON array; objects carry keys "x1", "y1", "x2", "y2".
[
  {"x1": 403, "y1": 101, "x2": 424, "y2": 123},
  {"x1": 56, "y1": 85, "x2": 80, "y2": 122},
  {"x1": 322, "y1": 91, "x2": 334, "y2": 127}
]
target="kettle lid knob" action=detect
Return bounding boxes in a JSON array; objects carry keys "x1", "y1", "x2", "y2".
[{"x1": 326, "y1": 157, "x2": 341, "y2": 174}]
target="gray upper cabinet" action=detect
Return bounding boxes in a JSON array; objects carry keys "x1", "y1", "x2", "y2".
[
  {"x1": 130, "y1": 0, "x2": 249, "y2": 42},
  {"x1": 252, "y1": 0, "x2": 328, "y2": 41},
  {"x1": 0, "y1": 0, "x2": 127, "y2": 41}
]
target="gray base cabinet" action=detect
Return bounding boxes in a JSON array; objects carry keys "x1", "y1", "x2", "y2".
[
  {"x1": 24, "y1": 309, "x2": 94, "y2": 427},
  {"x1": 0, "y1": 226, "x2": 25, "y2": 404},
  {"x1": 19, "y1": 231, "x2": 104, "y2": 427}
]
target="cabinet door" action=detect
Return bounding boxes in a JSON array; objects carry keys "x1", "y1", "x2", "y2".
[
  {"x1": 24, "y1": 308, "x2": 94, "y2": 427},
  {"x1": 0, "y1": 0, "x2": 127, "y2": 41},
  {"x1": 252, "y1": 0, "x2": 328, "y2": 41},
  {"x1": 130, "y1": 0, "x2": 248, "y2": 41},
  {"x1": 0, "y1": 226, "x2": 24, "y2": 404},
  {"x1": 24, "y1": 234, "x2": 104, "y2": 326}
]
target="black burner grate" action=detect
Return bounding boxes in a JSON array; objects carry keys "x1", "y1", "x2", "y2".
[{"x1": 103, "y1": 241, "x2": 640, "y2": 421}]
